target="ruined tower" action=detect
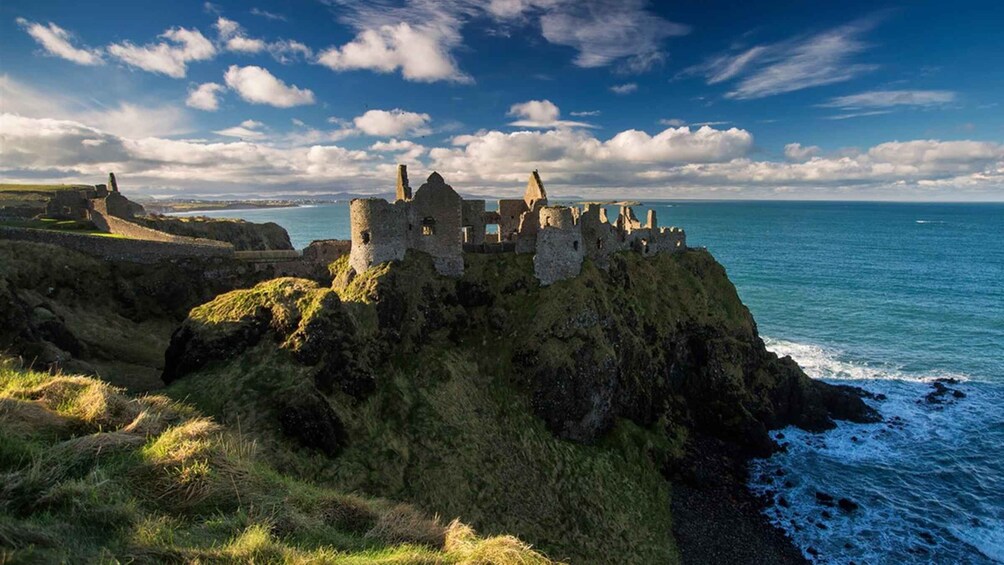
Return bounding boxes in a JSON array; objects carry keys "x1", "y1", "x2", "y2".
[
  {"x1": 395, "y1": 164, "x2": 412, "y2": 202},
  {"x1": 108, "y1": 172, "x2": 119, "y2": 193},
  {"x1": 348, "y1": 198, "x2": 408, "y2": 275}
]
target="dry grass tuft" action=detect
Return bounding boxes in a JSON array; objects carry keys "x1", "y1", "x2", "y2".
[
  {"x1": 364, "y1": 503, "x2": 447, "y2": 549},
  {"x1": 58, "y1": 431, "x2": 145, "y2": 457},
  {"x1": 0, "y1": 397, "x2": 71, "y2": 437},
  {"x1": 445, "y1": 520, "x2": 559, "y2": 565},
  {"x1": 13, "y1": 376, "x2": 139, "y2": 430},
  {"x1": 321, "y1": 493, "x2": 379, "y2": 534}
]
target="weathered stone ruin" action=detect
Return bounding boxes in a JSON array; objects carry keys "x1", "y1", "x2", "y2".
[{"x1": 349, "y1": 166, "x2": 687, "y2": 285}]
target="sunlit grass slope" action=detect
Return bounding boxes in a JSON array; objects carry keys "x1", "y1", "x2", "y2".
[{"x1": 0, "y1": 358, "x2": 559, "y2": 564}]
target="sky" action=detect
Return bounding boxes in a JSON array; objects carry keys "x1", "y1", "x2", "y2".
[{"x1": 1, "y1": 0, "x2": 1003, "y2": 200}]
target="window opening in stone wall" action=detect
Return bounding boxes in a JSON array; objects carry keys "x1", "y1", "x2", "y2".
[
  {"x1": 597, "y1": 238, "x2": 604, "y2": 250},
  {"x1": 462, "y1": 226, "x2": 472, "y2": 243},
  {"x1": 573, "y1": 240, "x2": 579, "y2": 251},
  {"x1": 422, "y1": 217, "x2": 436, "y2": 236},
  {"x1": 641, "y1": 238, "x2": 649, "y2": 254},
  {"x1": 361, "y1": 231, "x2": 371, "y2": 244}
]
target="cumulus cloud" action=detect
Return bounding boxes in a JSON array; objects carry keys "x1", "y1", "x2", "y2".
[
  {"x1": 353, "y1": 109, "x2": 431, "y2": 137},
  {"x1": 5, "y1": 105, "x2": 1004, "y2": 199},
  {"x1": 610, "y1": 83, "x2": 638, "y2": 95},
  {"x1": 506, "y1": 100, "x2": 594, "y2": 129},
  {"x1": 224, "y1": 65, "x2": 315, "y2": 107},
  {"x1": 821, "y1": 90, "x2": 957, "y2": 109},
  {"x1": 269, "y1": 40, "x2": 313, "y2": 64},
  {"x1": 370, "y1": 138, "x2": 427, "y2": 160},
  {"x1": 16, "y1": 18, "x2": 103, "y2": 65},
  {"x1": 689, "y1": 20, "x2": 878, "y2": 99},
  {"x1": 107, "y1": 27, "x2": 216, "y2": 78},
  {"x1": 317, "y1": 21, "x2": 471, "y2": 83},
  {"x1": 784, "y1": 142, "x2": 821, "y2": 162},
  {"x1": 186, "y1": 82, "x2": 226, "y2": 111}
]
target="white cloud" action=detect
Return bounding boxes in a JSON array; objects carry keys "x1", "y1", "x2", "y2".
[
  {"x1": 1, "y1": 74, "x2": 189, "y2": 138},
  {"x1": 370, "y1": 138, "x2": 427, "y2": 160},
  {"x1": 214, "y1": 119, "x2": 266, "y2": 140},
  {"x1": 4, "y1": 107, "x2": 1004, "y2": 199},
  {"x1": 186, "y1": 82, "x2": 226, "y2": 111},
  {"x1": 821, "y1": 90, "x2": 957, "y2": 109},
  {"x1": 506, "y1": 100, "x2": 594, "y2": 129},
  {"x1": 269, "y1": 40, "x2": 312, "y2": 64},
  {"x1": 610, "y1": 83, "x2": 638, "y2": 95},
  {"x1": 317, "y1": 22, "x2": 471, "y2": 83},
  {"x1": 223, "y1": 65, "x2": 315, "y2": 107},
  {"x1": 250, "y1": 8, "x2": 287, "y2": 21},
  {"x1": 353, "y1": 109, "x2": 431, "y2": 137},
  {"x1": 214, "y1": 16, "x2": 312, "y2": 63},
  {"x1": 659, "y1": 118, "x2": 687, "y2": 127},
  {"x1": 784, "y1": 142, "x2": 820, "y2": 162},
  {"x1": 16, "y1": 18, "x2": 103, "y2": 66},
  {"x1": 107, "y1": 27, "x2": 216, "y2": 78},
  {"x1": 570, "y1": 110, "x2": 601, "y2": 117},
  {"x1": 538, "y1": 0, "x2": 688, "y2": 70},
  {"x1": 227, "y1": 35, "x2": 268, "y2": 53},
  {"x1": 690, "y1": 21, "x2": 878, "y2": 99}
]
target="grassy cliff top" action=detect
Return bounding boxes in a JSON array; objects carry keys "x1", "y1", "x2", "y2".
[
  {"x1": 0, "y1": 357, "x2": 559, "y2": 564},
  {"x1": 0, "y1": 184, "x2": 94, "y2": 193}
]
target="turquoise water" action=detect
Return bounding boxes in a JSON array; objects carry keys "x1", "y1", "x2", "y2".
[{"x1": 176, "y1": 201, "x2": 1004, "y2": 563}]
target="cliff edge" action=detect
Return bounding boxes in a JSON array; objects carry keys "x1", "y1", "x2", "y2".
[{"x1": 161, "y1": 249, "x2": 878, "y2": 563}]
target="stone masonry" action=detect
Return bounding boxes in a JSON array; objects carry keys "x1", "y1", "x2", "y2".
[{"x1": 349, "y1": 166, "x2": 687, "y2": 285}]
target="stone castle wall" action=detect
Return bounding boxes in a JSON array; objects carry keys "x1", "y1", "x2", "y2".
[
  {"x1": 534, "y1": 207, "x2": 585, "y2": 285},
  {"x1": 348, "y1": 167, "x2": 688, "y2": 285}
]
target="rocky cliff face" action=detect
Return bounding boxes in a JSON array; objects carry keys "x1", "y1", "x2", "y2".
[
  {"x1": 136, "y1": 216, "x2": 294, "y2": 251},
  {"x1": 160, "y1": 249, "x2": 878, "y2": 563},
  {"x1": 0, "y1": 240, "x2": 270, "y2": 390}
]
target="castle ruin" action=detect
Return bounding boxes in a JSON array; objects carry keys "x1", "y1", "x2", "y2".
[{"x1": 349, "y1": 166, "x2": 687, "y2": 285}]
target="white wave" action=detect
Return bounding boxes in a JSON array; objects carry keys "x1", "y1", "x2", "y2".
[
  {"x1": 763, "y1": 337, "x2": 969, "y2": 383},
  {"x1": 915, "y1": 219, "x2": 946, "y2": 224},
  {"x1": 753, "y1": 337, "x2": 1004, "y2": 564}
]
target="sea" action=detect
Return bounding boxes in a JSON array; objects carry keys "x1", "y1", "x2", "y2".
[{"x1": 173, "y1": 200, "x2": 1004, "y2": 564}]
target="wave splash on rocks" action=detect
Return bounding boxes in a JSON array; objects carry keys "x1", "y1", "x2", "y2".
[{"x1": 751, "y1": 338, "x2": 1004, "y2": 564}]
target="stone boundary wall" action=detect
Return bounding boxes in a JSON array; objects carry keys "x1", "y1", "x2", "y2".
[
  {"x1": 0, "y1": 227, "x2": 234, "y2": 263},
  {"x1": 91, "y1": 209, "x2": 232, "y2": 250}
]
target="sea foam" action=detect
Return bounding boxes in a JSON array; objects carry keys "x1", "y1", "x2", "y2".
[{"x1": 752, "y1": 337, "x2": 1004, "y2": 564}]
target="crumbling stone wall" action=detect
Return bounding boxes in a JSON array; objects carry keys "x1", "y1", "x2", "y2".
[
  {"x1": 461, "y1": 200, "x2": 487, "y2": 245},
  {"x1": 533, "y1": 206, "x2": 585, "y2": 285},
  {"x1": 349, "y1": 198, "x2": 408, "y2": 275},
  {"x1": 408, "y1": 172, "x2": 464, "y2": 276},
  {"x1": 344, "y1": 166, "x2": 686, "y2": 285}
]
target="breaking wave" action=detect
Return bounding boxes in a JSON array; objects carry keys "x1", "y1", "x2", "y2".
[{"x1": 753, "y1": 337, "x2": 1004, "y2": 564}]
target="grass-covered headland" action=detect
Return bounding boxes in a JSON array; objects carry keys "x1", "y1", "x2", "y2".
[{"x1": 0, "y1": 358, "x2": 558, "y2": 563}]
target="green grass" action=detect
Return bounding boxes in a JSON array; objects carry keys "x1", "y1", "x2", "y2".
[
  {"x1": 0, "y1": 184, "x2": 93, "y2": 193},
  {"x1": 0, "y1": 218, "x2": 129, "y2": 238},
  {"x1": 0, "y1": 357, "x2": 559, "y2": 564},
  {"x1": 164, "y1": 253, "x2": 711, "y2": 564}
]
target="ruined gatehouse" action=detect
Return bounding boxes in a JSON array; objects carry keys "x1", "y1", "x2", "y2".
[{"x1": 349, "y1": 166, "x2": 687, "y2": 285}]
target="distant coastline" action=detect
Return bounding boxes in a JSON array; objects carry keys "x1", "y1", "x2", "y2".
[{"x1": 144, "y1": 200, "x2": 306, "y2": 215}]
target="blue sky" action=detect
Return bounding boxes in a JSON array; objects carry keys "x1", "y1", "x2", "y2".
[{"x1": 2, "y1": 0, "x2": 1003, "y2": 200}]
